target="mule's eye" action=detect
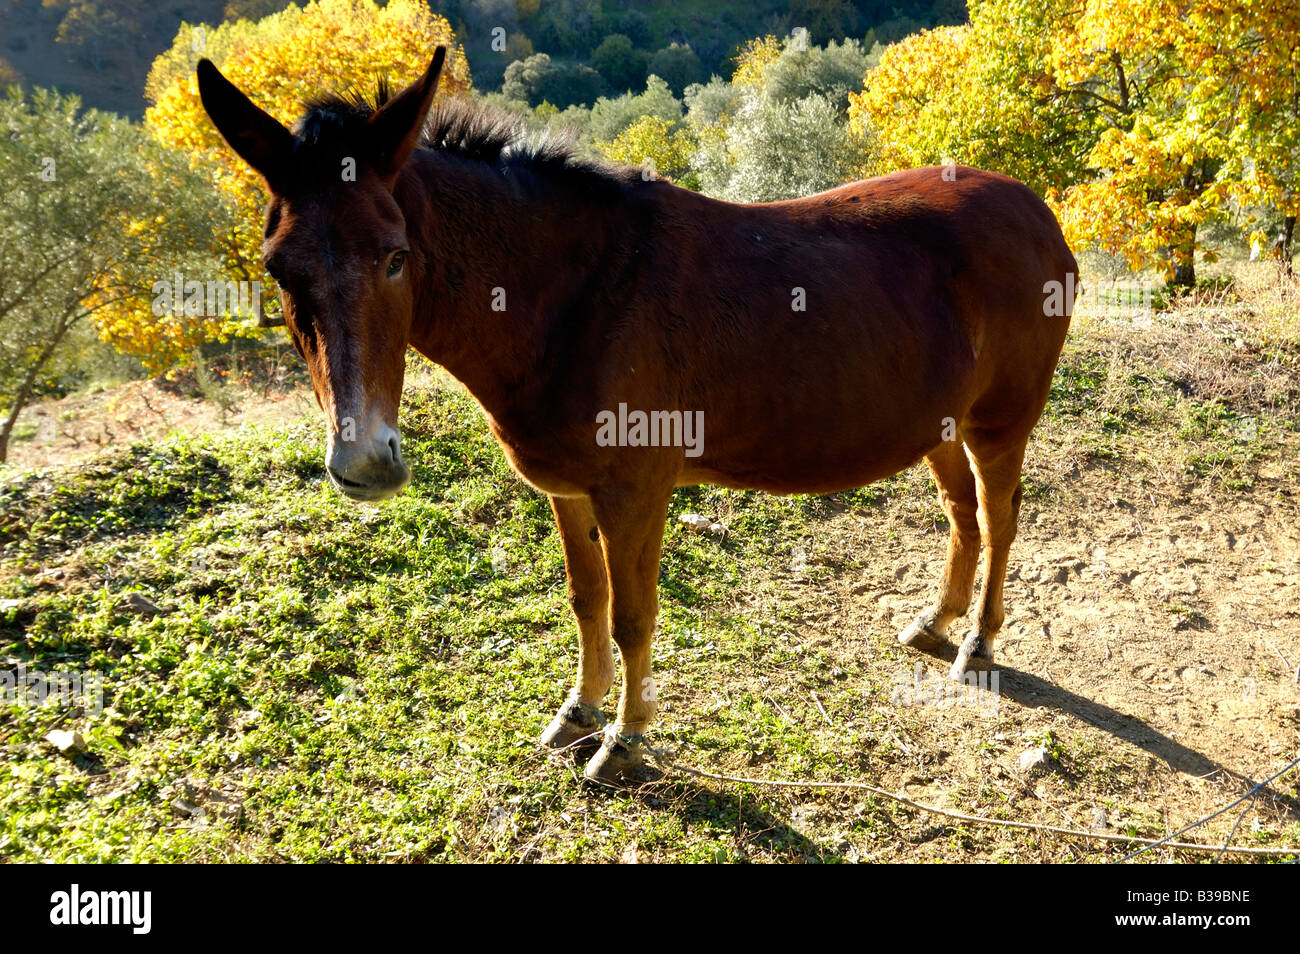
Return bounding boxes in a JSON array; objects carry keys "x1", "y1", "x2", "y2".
[{"x1": 386, "y1": 251, "x2": 407, "y2": 278}]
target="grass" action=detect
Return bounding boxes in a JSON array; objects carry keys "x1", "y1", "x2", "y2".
[{"x1": 1, "y1": 267, "x2": 1298, "y2": 862}]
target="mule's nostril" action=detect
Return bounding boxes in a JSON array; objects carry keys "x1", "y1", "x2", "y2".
[{"x1": 386, "y1": 433, "x2": 400, "y2": 464}]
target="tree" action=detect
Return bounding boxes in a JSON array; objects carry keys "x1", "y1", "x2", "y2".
[
  {"x1": 587, "y1": 75, "x2": 683, "y2": 143},
  {"x1": 692, "y1": 91, "x2": 869, "y2": 202},
  {"x1": 789, "y1": 0, "x2": 859, "y2": 45},
  {"x1": 647, "y1": 43, "x2": 703, "y2": 96},
  {"x1": 849, "y1": 3, "x2": 1089, "y2": 193},
  {"x1": 145, "y1": 0, "x2": 471, "y2": 322},
  {"x1": 731, "y1": 36, "x2": 783, "y2": 87},
  {"x1": 851, "y1": 0, "x2": 1300, "y2": 287},
  {"x1": 44, "y1": 0, "x2": 146, "y2": 71},
  {"x1": 591, "y1": 33, "x2": 647, "y2": 93},
  {"x1": 693, "y1": 34, "x2": 874, "y2": 203},
  {"x1": 848, "y1": 26, "x2": 974, "y2": 176},
  {"x1": 593, "y1": 115, "x2": 699, "y2": 189},
  {"x1": 503, "y1": 51, "x2": 604, "y2": 107},
  {"x1": 761, "y1": 38, "x2": 876, "y2": 113},
  {"x1": 0, "y1": 89, "x2": 227, "y2": 461}
]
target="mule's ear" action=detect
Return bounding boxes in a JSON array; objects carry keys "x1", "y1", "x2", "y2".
[
  {"x1": 368, "y1": 47, "x2": 447, "y2": 181},
  {"x1": 196, "y1": 59, "x2": 294, "y2": 188}
]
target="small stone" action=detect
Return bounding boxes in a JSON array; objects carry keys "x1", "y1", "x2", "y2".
[
  {"x1": 44, "y1": 729, "x2": 87, "y2": 755},
  {"x1": 1018, "y1": 746, "x2": 1050, "y2": 773},
  {"x1": 119, "y1": 592, "x2": 163, "y2": 617},
  {"x1": 1090, "y1": 807, "x2": 1108, "y2": 830},
  {"x1": 678, "y1": 513, "x2": 712, "y2": 532},
  {"x1": 170, "y1": 798, "x2": 205, "y2": 819}
]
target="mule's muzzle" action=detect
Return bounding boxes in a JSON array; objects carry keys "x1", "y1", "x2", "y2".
[{"x1": 325, "y1": 425, "x2": 411, "y2": 502}]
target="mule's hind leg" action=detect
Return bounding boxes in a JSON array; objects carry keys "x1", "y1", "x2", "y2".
[
  {"x1": 950, "y1": 433, "x2": 1029, "y2": 679},
  {"x1": 541, "y1": 495, "x2": 615, "y2": 750},
  {"x1": 899, "y1": 439, "x2": 982, "y2": 651}
]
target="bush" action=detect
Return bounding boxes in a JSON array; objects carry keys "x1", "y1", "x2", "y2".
[
  {"x1": 648, "y1": 43, "x2": 704, "y2": 95},
  {"x1": 591, "y1": 34, "x2": 647, "y2": 93}
]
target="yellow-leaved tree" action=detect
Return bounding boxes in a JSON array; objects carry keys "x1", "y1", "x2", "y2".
[
  {"x1": 132, "y1": 0, "x2": 469, "y2": 359},
  {"x1": 852, "y1": 0, "x2": 1300, "y2": 286},
  {"x1": 731, "y1": 36, "x2": 784, "y2": 88},
  {"x1": 593, "y1": 115, "x2": 700, "y2": 189}
]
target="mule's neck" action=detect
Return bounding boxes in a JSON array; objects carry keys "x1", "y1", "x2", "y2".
[{"x1": 395, "y1": 149, "x2": 631, "y2": 423}]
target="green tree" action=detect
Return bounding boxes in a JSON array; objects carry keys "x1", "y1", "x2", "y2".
[
  {"x1": 648, "y1": 43, "x2": 703, "y2": 96},
  {"x1": 591, "y1": 33, "x2": 647, "y2": 93},
  {"x1": 0, "y1": 89, "x2": 228, "y2": 461},
  {"x1": 44, "y1": 0, "x2": 145, "y2": 71},
  {"x1": 503, "y1": 51, "x2": 605, "y2": 107},
  {"x1": 587, "y1": 75, "x2": 683, "y2": 142},
  {"x1": 692, "y1": 91, "x2": 869, "y2": 202}
]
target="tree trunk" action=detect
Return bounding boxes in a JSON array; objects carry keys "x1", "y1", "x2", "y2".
[
  {"x1": 1283, "y1": 215, "x2": 1296, "y2": 276},
  {"x1": 1169, "y1": 225, "x2": 1197, "y2": 289},
  {"x1": 0, "y1": 313, "x2": 75, "y2": 463}
]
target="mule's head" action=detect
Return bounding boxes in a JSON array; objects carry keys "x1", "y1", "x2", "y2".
[{"x1": 197, "y1": 49, "x2": 447, "y2": 501}]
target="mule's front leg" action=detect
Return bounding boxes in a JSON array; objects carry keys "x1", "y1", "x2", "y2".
[
  {"x1": 541, "y1": 495, "x2": 614, "y2": 751},
  {"x1": 582, "y1": 487, "x2": 669, "y2": 783}
]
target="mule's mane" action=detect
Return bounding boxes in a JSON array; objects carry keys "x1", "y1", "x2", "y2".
[{"x1": 296, "y1": 84, "x2": 642, "y2": 194}]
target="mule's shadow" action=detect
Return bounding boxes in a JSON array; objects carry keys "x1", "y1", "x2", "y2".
[
  {"x1": 551, "y1": 745, "x2": 849, "y2": 860},
  {"x1": 630, "y1": 773, "x2": 857, "y2": 861},
  {"x1": 917, "y1": 643, "x2": 1298, "y2": 815}
]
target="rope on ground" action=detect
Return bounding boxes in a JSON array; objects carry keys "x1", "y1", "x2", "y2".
[
  {"x1": 642, "y1": 745, "x2": 1300, "y2": 859},
  {"x1": 1114, "y1": 754, "x2": 1300, "y2": 863}
]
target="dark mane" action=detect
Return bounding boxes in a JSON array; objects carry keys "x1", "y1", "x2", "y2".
[{"x1": 294, "y1": 85, "x2": 644, "y2": 193}]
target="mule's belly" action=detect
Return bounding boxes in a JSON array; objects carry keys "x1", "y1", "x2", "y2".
[{"x1": 678, "y1": 412, "x2": 942, "y2": 495}]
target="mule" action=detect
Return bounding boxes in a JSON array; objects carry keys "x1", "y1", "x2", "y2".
[{"x1": 197, "y1": 48, "x2": 1077, "y2": 782}]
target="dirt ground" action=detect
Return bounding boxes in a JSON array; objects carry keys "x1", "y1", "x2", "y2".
[
  {"x1": 4, "y1": 289, "x2": 1298, "y2": 859},
  {"x1": 3, "y1": 376, "x2": 317, "y2": 475},
  {"x1": 766, "y1": 472, "x2": 1300, "y2": 851}
]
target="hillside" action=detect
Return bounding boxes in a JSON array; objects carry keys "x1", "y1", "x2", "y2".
[
  {"x1": 0, "y1": 0, "x2": 966, "y2": 116},
  {"x1": 3, "y1": 268, "x2": 1297, "y2": 862}
]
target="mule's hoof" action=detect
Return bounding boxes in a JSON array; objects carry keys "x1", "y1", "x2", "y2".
[
  {"x1": 540, "y1": 697, "x2": 607, "y2": 751},
  {"x1": 898, "y1": 615, "x2": 946, "y2": 651},
  {"x1": 583, "y1": 727, "x2": 645, "y2": 784},
  {"x1": 950, "y1": 632, "x2": 994, "y2": 679}
]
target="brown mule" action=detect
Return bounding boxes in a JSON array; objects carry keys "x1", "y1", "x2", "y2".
[{"x1": 197, "y1": 49, "x2": 1076, "y2": 783}]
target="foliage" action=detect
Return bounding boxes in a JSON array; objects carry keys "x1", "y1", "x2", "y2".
[
  {"x1": 591, "y1": 33, "x2": 647, "y2": 94},
  {"x1": 689, "y1": 33, "x2": 874, "y2": 202},
  {"x1": 593, "y1": 115, "x2": 699, "y2": 189},
  {"x1": 586, "y1": 75, "x2": 683, "y2": 143},
  {"x1": 501, "y1": 51, "x2": 604, "y2": 108},
  {"x1": 646, "y1": 43, "x2": 704, "y2": 96},
  {"x1": 0, "y1": 88, "x2": 227, "y2": 460},
  {"x1": 144, "y1": 0, "x2": 471, "y2": 328},
  {"x1": 761, "y1": 37, "x2": 878, "y2": 113},
  {"x1": 852, "y1": 0, "x2": 1300, "y2": 286},
  {"x1": 692, "y1": 91, "x2": 869, "y2": 203}
]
